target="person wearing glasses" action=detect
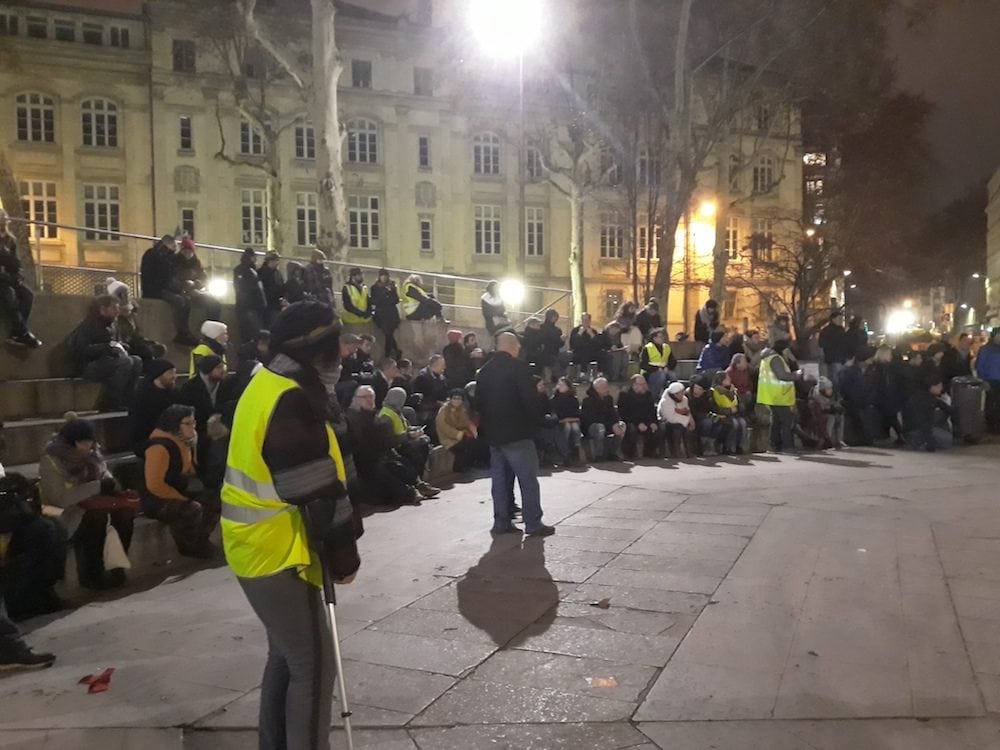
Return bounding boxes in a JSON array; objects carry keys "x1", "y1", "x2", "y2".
[{"x1": 140, "y1": 404, "x2": 219, "y2": 558}]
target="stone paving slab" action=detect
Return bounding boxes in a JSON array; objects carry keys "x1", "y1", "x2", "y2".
[{"x1": 6, "y1": 448, "x2": 1000, "y2": 748}]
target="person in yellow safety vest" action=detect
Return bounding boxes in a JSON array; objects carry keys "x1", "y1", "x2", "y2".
[
  {"x1": 756, "y1": 339, "x2": 802, "y2": 453},
  {"x1": 339, "y1": 266, "x2": 372, "y2": 325},
  {"x1": 221, "y1": 301, "x2": 362, "y2": 750},
  {"x1": 189, "y1": 320, "x2": 228, "y2": 377},
  {"x1": 640, "y1": 327, "x2": 677, "y2": 399},
  {"x1": 378, "y1": 386, "x2": 441, "y2": 498},
  {"x1": 400, "y1": 273, "x2": 448, "y2": 322}
]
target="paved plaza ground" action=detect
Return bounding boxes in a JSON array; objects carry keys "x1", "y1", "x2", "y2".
[{"x1": 3, "y1": 446, "x2": 1000, "y2": 749}]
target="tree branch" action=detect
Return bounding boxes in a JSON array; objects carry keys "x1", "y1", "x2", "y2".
[{"x1": 240, "y1": 0, "x2": 308, "y2": 90}]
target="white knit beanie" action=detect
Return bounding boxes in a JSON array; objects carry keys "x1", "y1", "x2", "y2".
[
  {"x1": 200, "y1": 320, "x2": 228, "y2": 340},
  {"x1": 106, "y1": 276, "x2": 129, "y2": 300}
]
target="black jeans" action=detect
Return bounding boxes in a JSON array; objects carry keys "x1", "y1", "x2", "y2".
[
  {"x1": 237, "y1": 307, "x2": 265, "y2": 343},
  {"x1": 159, "y1": 290, "x2": 192, "y2": 337},
  {"x1": 73, "y1": 507, "x2": 136, "y2": 589},
  {"x1": 624, "y1": 423, "x2": 664, "y2": 458},
  {"x1": 378, "y1": 324, "x2": 401, "y2": 360},
  {"x1": 83, "y1": 355, "x2": 143, "y2": 409},
  {"x1": 768, "y1": 405, "x2": 795, "y2": 451},
  {"x1": 0, "y1": 282, "x2": 33, "y2": 337},
  {"x1": 2, "y1": 516, "x2": 66, "y2": 619}
]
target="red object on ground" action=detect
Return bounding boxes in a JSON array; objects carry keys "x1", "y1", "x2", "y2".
[{"x1": 78, "y1": 668, "x2": 115, "y2": 694}]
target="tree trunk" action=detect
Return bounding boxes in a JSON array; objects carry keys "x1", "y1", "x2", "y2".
[
  {"x1": 652, "y1": 207, "x2": 682, "y2": 316},
  {"x1": 311, "y1": 0, "x2": 347, "y2": 261},
  {"x1": 0, "y1": 149, "x2": 35, "y2": 286},
  {"x1": 568, "y1": 183, "x2": 585, "y2": 321},
  {"x1": 711, "y1": 216, "x2": 727, "y2": 305},
  {"x1": 266, "y1": 162, "x2": 283, "y2": 251}
]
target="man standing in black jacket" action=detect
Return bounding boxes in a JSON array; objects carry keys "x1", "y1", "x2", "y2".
[
  {"x1": 233, "y1": 247, "x2": 267, "y2": 342},
  {"x1": 0, "y1": 210, "x2": 42, "y2": 348},
  {"x1": 476, "y1": 332, "x2": 554, "y2": 537},
  {"x1": 818, "y1": 311, "x2": 850, "y2": 386}
]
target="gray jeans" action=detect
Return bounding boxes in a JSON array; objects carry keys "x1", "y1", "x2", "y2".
[{"x1": 238, "y1": 570, "x2": 334, "y2": 750}]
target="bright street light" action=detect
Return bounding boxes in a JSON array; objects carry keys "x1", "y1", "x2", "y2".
[
  {"x1": 902, "y1": 298, "x2": 914, "y2": 309},
  {"x1": 843, "y1": 269, "x2": 852, "y2": 277},
  {"x1": 805, "y1": 228, "x2": 816, "y2": 238},
  {"x1": 849, "y1": 283, "x2": 858, "y2": 289},
  {"x1": 886, "y1": 308, "x2": 916, "y2": 335},
  {"x1": 697, "y1": 199, "x2": 717, "y2": 219},
  {"x1": 499, "y1": 278, "x2": 526, "y2": 307},
  {"x1": 960, "y1": 303, "x2": 969, "y2": 310},
  {"x1": 207, "y1": 278, "x2": 228, "y2": 298},
  {"x1": 972, "y1": 273, "x2": 982, "y2": 279},
  {"x1": 468, "y1": 0, "x2": 543, "y2": 58}
]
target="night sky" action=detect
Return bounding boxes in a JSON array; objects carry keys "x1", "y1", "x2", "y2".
[{"x1": 889, "y1": 0, "x2": 1000, "y2": 209}]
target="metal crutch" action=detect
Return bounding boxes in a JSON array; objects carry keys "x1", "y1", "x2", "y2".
[{"x1": 320, "y1": 559, "x2": 355, "y2": 750}]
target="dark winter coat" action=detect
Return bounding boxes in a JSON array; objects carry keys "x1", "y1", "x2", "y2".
[
  {"x1": 258, "y1": 264, "x2": 286, "y2": 313},
  {"x1": 539, "y1": 322, "x2": 564, "y2": 367},
  {"x1": 413, "y1": 368, "x2": 449, "y2": 414},
  {"x1": 443, "y1": 342, "x2": 473, "y2": 389},
  {"x1": 818, "y1": 322, "x2": 851, "y2": 365},
  {"x1": 696, "y1": 343, "x2": 731, "y2": 373},
  {"x1": 169, "y1": 252, "x2": 207, "y2": 293},
  {"x1": 139, "y1": 242, "x2": 174, "y2": 299},
  {"x1": 617, "y1": 388, "x2": 657, "y2": 426},
  {"x1": 128, "y1": 377, "x2": 178, "y2": 446},
  {"x1": 581, "y1": 387, "x2": 620, "y2": 432},
  {"x1": 233, "y1": 259, "x2": 267, "y2": 311},
  {"x1": 569, "y1": 325, "x2": 606, "y2": 365},
  {"x1": 0, "y1": 233, "x2": 23, "y2": 287},
  {"x1": 635, "y1": 308, "x2": 662, "y2": 338},
  {"x1": 551, "y1": 390, "x2": 581, "y2": 421},
  {"x1": 302, "y1": 262, "x2": 335, "y2": 306},
  {"x1": 68, "y1": 315, "x2": 125, "y2": 375},
  {"x1": 476, "y1": 351, "x2": 543, "y2": 446},
  {"x1": 371, "y1": 281, "x2": 401, "y2": 331}
]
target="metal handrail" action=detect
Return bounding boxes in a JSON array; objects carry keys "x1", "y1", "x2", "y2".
[{"x1": 10, "y1": 218, "x2": 572, "y2": 298}]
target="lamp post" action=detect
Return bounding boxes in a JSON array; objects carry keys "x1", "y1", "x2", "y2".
[{"x1": 469, "y1": 0, "x2": 543, "y2": 268}]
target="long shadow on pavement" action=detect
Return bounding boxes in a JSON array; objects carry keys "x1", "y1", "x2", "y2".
[
  {"x1": 796, "y1": 454, "x2": 892, "y2": 469},
  {"x1": 456, "y1": 535, "x2": 557, "y2": 647}
]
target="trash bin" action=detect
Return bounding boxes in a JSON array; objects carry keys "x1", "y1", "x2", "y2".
[{"x1": 951, "y1": 376, "x2": 986, "y2": 442}]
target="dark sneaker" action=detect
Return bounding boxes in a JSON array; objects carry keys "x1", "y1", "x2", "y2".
[
  {"x1": 525, "y1": 524, "x2": 556, "y2": 537},
  {"x1": 0, "y1": 646, "x2": 55, "y2": 674},
  {"x1": 7, "y1": 333, "x2": 42, "y2": 348},
  {"x1": 490, "y1": 526, "x2": 521, "y2": 536},
  {"x1": 416, "y1": 481, "x2": 441, "y2": 498}
]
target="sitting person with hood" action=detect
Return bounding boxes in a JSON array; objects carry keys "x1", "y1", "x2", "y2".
[
  {"x1": 808, "y1": 376, "x2": 846, "y2": 449},
  {"x1": 902, "y1": 375, "x2": 954, "y2": 452},
  {"x1": 436, "y1": 388, "x2": 488, "y2": 472},
  {"x1": 658, "y1": 381, "x2": 697, "y2": 458},
  {"x1": 189, "y1": 320, "x2": 229, "y2": 377},
  {"x1": 618, "y1": 374, "x2": 662, "y2": 459},
  {"x1": 39, "y1": 417, "x2": 136, "y2": 590},
  {"x1": 696, "y1": 329, "x2": 731, "y2": 374},
  {"x1": 378, "y1": 387, "x2": 441, "y2": 499},
  {"x1": 581, "y1": 377, "x2": 626, "y2": 461},
  {"x1": 711, "y1": 370, "x2": 747, "y2": 454}
]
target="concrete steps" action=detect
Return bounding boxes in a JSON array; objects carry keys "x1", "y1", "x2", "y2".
[{"x1": 2, "y1": 411, "x2": 130, "y2": 465}]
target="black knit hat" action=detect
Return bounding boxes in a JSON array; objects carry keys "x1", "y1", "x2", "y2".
[
  {"x1": 196, "y1": 354, "x2": 224, "y2": 374},
  {"x1": 269, "y1": 301, "x2": 340, "y2": 355},
  {"x1": 147, "y1": 358, "x2": 176, "y2": 380},
  {"x1": 59, "y1": 418, "x2": 97, "y2": 444}
]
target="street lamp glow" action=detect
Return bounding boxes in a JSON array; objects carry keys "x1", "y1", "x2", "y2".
[
  {"x1": 960, "y1": 303, "x2": 969, "y2": 310},
  {"x1": 469, "y1": 0, "x2": 543, "y2": 58},
  {"x1": 207, "y1": 277, "x2": 228, "y2": 298},
  {"x1": 805, "y1": 228, "x2": 816, "y2": 238},
  {"x1": 499, "y1": 278, "x2": 526, "y2": 307},
  {"x1": 972, "y1": 273, "x2": 982, "y2": 279},
  {"x1": 843, "y1": 269, "x2": 852, "y2": 277},
  {"x1": 849, "y1": 283, "x2": 858, "y2": 289},
  {"x1": 697, "y1": 199, "x2": 717, "y2": 219},
  {"x1": 886, "y1": 308, "x2": 916, "y2": 335},
  {"x1": 902, "y1": 298, "x2": 913, "y2": 309}
]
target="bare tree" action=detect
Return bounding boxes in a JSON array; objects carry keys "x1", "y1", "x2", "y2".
[{"x1": 0, "y1": 37, "x2": 34, "y2": 282}]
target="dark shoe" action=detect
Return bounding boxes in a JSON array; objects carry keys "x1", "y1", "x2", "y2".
[
  {"x1": 490, "y1": 526, "x2": 522, "y2": 536},
  {"x1": 400, "y1": 488, "x2": 421, "y2": 506},
  {"x1": 0, "y1": 646, "x2": 55, "y2": 674},
  {"x1": 416, "y1": 481, "x2": 441, "y2": 499},
  {"x1": 509, "y1": 503, "x2": 522, "y2": 519},
  {"x1": 7, "y1": 333, "x2": 42, "y2": 348},
  {"x1": 525, "y1": 524, "x2": 556, "y2": 538}
]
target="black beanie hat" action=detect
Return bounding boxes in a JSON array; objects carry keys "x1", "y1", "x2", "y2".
[
  {"x1": 147, "y1": 358, "x2": 176, "y2": 381},
  {"x1": 59, "y1": 418, "x2": 97, "y2": 444},
  {"x1": 269, "y1": 301, "x2": 339, "y2": 355},
  {"x1": 196, "y1": 354, "x2": 224, "y2": 374}
]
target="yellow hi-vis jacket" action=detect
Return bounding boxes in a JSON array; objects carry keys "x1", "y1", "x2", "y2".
[
  {"x1": 757, "y1": 353, "x2": 796, "y2": 407},
  {"x1": 378, "y1": 405, "x2": 408, "y2": 436},
  {"x1": 400, "y1": 281, "x2": 425, "y2": 317},
  {"x1": 189, "y1": 344, "x2": 227, "y2": 377},
  {"x1": 221, "y1": 368, "x2": 346, "y2": 587},
  {"x1": 340, "y1": 283, "x2": 370, "y2": 324},
  {"x1": 644, "y1": 341, "x2": 672, "y2": 368}
]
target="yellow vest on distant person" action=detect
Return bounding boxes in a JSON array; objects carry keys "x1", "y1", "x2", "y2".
[
  {"x1": 644, "y1": 341, "x2": 672, "y2": 369},
  {"x1": 189, "y1": 344, "x2": 227, "y2": 377},
  {"x1": 400, "y1": 281, "x2": 425, "y2": 317},
  {"x1": 221, "y1": 368, "x2": 346, "y2": 588},
  {"x1": 757, "y1": 353, "x2": 796, "y2": 407},
  {"x1": 378, "y1": 405, "x2": 408, "y2": 436},
  {"x1": 340, "y1": 283, "x2": 370, "y2": 324}
]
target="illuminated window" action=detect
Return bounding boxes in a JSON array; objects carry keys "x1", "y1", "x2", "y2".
[
  {"x1": 752, "y1": 157, "x2": 774, "y2": 193},
  {"x1": 600, "y1": 214, "x2": 625, "y2": 259},
  {"x1": 81, "y1": 99, "x2": 118, "y2": 148},
  {"x1": 83, "y1": 184, "x2": 120, "y2": 241},
  {"x1": 16, "y1": 93, "x2": 55, "y2": 143},
  {"x1": 473, "y1": 132, "x2": 502, "y2": 175}
]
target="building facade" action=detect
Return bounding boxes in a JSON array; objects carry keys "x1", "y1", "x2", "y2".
[
  {"x1": 988, "y1": 166, "x2": 1000, "y2": 321},
  {"x1": 0, "y1": 0, "x2": 802, "y2": 331}
]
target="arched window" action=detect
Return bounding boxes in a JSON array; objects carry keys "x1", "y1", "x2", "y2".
[
  {"x1": 346, "y1": 118, "x2": 379, "y2": 164},
  {"x1": 473, "y1": 132, "x2": 501, "y2": 175},
  {"x1": 81, "y1": 98, "x2": 118, "y2": 147},
  {"x1": 16, "y1": 93, "x2": 55, "y2": 143}
]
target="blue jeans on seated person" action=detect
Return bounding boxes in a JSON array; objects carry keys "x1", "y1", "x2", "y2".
[
  {"x1": 587, "y1": 423, "x2": 623, "y2": 460},
  {"x1": 646, "y1": 370, "x2": 675, "y2": 400},
  {"x1": 905, "y1": 426, "x2": 953, "y2": 452},
  {"x1": 490, "y1": 439, "x2": 543, "y2": 532}
]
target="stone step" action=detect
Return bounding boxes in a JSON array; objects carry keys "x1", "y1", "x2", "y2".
[
  {"x1": 1, "y1": 411, "x2": 131, "y2": 465},
  {"x1": 0, "y1": 378, "x2": 102, "y2": 420}
]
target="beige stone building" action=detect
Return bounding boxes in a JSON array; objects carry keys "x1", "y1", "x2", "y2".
[
  {"x1": 987, "y1": 166, "x2": 1000, "y2": 319},
  {"x1": 0, "y1": 0, "x2": 802, "y2": 331}
]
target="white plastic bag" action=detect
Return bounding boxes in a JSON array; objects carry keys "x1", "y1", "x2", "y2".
[{"x1": 103, "y1": 519, "x2": 131, "y2": 571}]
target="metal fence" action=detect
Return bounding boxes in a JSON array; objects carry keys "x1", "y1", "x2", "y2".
[{"x1": 12, "y1": 218, "x2": 571, "y2": 329}]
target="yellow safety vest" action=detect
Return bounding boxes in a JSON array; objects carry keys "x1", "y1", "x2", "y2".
[
  {"x1": 400, "y1": 281, "x2": 424, "y2": 317},
  {"x1": 340, "y1": 283, "x2": 370, "y2": 325},
  {"x1": 221, "y1": 368, "x2": 346, "y2": 587},
  {"x1": 189, "y1": 344, "x2": 227, "y2": 377},
  {"x1": 644, "y1": 341, "x2": 672, "y2": 369},
  {"x1": 757, "y1": 353, "x2": 796, "y2": 407},
  {"x1": 378, "y1": 405, "x2": 408, "y2": 436},
  {"x1": 711, "y1": 386, "x2": 739, "y2": 412}
]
